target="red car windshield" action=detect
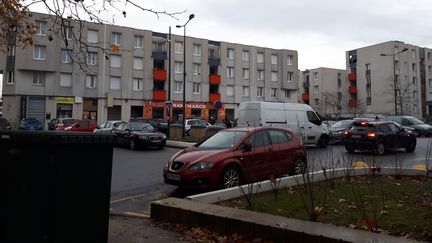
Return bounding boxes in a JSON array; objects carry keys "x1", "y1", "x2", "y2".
[{"x1": 198, "y1": 131, "x2": 247, "y2": 149}]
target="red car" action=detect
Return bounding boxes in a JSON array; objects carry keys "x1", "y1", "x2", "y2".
[
  {"x1": 59, "y1": 119, "x2": 98, "y2": 132},
  {"x1": 163, "y1": 127, "x2": 307, "y2": 190}
]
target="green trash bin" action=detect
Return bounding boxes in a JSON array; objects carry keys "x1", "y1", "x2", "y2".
[{"x1": 0, "y1": 130, "x2": 114, "y2": 243}]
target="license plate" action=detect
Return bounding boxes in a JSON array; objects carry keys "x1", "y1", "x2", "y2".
[
  {"x1": 152, "y1": 139, "x2": 161, "y2": 143},
  {"x1": 166, "y1": 173, "x2": 181, "y2": 181},
  {"x1": 352, "y1": 135, "x2": 361, "y2": 138}
]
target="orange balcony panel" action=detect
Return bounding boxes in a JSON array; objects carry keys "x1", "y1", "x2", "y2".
[
  {"x1": 348, "y1": 86, "x2": 358, "y2": 94},
  {"x1": 209, "y1": 74, "x2": 221, "y2": 85},
  {"x1": 153, "y1": 90, "x2": 167, "y2": 101},
  {"x1": 348, "y1": 99, "x2": 358, "y2": 107},
  {"x1": 153, "y1": 69, "x2": 167, "y2": 81},
  {"x1": 348, "y1": 72, "x2": 356, "y2": 81},
  {"x1": 302, "y1": 93, "x2": 310, "y2": 101},
  {"x1": 209, "y1": 93, "x2": 221, "y2": 103}
]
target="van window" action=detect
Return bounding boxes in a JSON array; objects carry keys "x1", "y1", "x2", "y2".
[{"x1": 306, "y1": 111, "x2": 321, "y2": 126}]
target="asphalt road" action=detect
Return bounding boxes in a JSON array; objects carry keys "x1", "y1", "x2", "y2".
[{"x1": 109, "y1": 137, "x2": 431, "y2": 215}]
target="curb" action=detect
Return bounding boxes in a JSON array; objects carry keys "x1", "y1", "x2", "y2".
[
  {"x1": 165, "y1": 140, "x2": 195, "y2": 149},
  {"x1": 110, "y1": 211, "x2": 150, "y2": 219}
]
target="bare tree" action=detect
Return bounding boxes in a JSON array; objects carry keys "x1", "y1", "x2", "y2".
[
  {"x1": 0, "y1": 1, "x2": 185, "y2": 70},
  {"x1": 383, "y1": 77, "x2": 415, "y2": 116},
  {"x1": 320, "y1": 91, "x2": 341, "y2": 119},
  {"x1": 348, "y1": 99, "x2": 365, "y2": 118}
]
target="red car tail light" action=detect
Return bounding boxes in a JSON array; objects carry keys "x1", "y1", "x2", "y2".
[{"x1": 360, "y1": 121, "x2": 368, "y2": 126}]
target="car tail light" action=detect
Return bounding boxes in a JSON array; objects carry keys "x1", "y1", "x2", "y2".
[
  {"x1": 367, "y1": 132, "x2": 376, "y2": 138},
  {"x1": 360, "y1": 121, "x2": 368, "y2": 126}
]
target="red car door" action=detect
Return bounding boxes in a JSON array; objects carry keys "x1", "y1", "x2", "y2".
[
  {"x1": 268, "y1": 129, "x2": 295, "y2": 176},
  {"x1": 239, "y1": 130, "x2": 272, "y2": 182}
]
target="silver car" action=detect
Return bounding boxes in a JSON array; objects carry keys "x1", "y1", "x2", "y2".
[{"x1": 93, "y1": 120, "x2": 124, "y2": 133}]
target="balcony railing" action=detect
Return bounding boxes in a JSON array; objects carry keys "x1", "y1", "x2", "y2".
[
  {"x1": 153, "y1": 69, "x2": 167, "y2": 81},
  {"x1": 348, "y1": 86, "x2": 358, "y2": 94},
  {"x1": 348, "y1": 99, "x2": 358, "y2": 107},
  {"x1": 302, "y1": 93, "x2": 310, "y2": 101},
  {"x1": 209, "y1": 74, "x2": 221, "y2": 85},
  {"x1": 209, "y1": 93, "x2": 221, "y2": 103},
  {"x1": 153, "y1": 90, "x2": 167, "y2": 101},
  {"x1": 348, "y1": 72, "x2": 356, "y2": 81}
]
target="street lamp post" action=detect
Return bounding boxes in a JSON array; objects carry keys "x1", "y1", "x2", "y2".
[
  {"x1": 380, "y1": 48, "x2": 408, "y2": 115},
  {"x1": 176, "y1": 14, "x2": 195, "y2": 139}
]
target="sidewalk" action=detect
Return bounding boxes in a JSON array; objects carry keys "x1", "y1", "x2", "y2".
[{"x1": 165, "y1": 140, "x2": 196, "y2": 149}]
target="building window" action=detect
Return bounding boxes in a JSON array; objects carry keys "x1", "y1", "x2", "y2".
[
  {"x1": 6, "y1": 71, "x2": 14, "y2": 84},
  {"x1": 61, "y1": 49, "x2": 72, "y2": 64},
  {"x1": 284, "y1": 89, "x2": 290, "y2": 99},
  {"x1": 64, "y1": 26, "x2": 73, "y2": 40},
  {"x1": 60, "y1": 73, "x2": 72, "y2": 87},
  {"x1": 226, "y1": 85, "x2": 234, "y2": 96},
  {"x1": 227, "y1": 48, "x2": 234, "y2": 59},
  {"x1": 314, "y1": 86, "x2": 319, "y2": 94},
  {"x1": 287, "y1": 55, "x2": 293, "y2": 65},
  {"x1": 87, "y1": 30, "x2": 98, "y2": 43},
  {"x1": 33, "y1": 71, "x2": 45, "y2": 86},
  {"x1": 8, "y1": 46, "x2": 16, "y2": 56},
  {"x1": 227, "y1": 66, "x2": 235, "y2": 78},
  {"x1": 242, "y1": 50, "x2": 249, "y2": 61},
  {"x1": 192, "y1": 83, "x2": 200, "y2": 94},
  {"x1": 86, "y1": 75, "x2": 97, "y2": 89},
  {"x1": 257, "y1": 70, "x2": 264, "y2": 81},
  {"x1": 242, "y1": 68, "x2": 249, "y2": 79},
  {"x1": 134, "y1": 35, "x2": 143, "y2": 48},
  {"x1": 413, "y1": 91, "x2": 417, "y2": 99},
  {"x1": 413, "y1": 76, "x2": 417, "y2": 85},
  {"x1": 193, "y1": 44, "x2": 201, "y2": 56},
  {"x1": 257, "y1": 52, "x2": 264, "y2": 63},
  {"x1": 315, "y1": 99, "x2": 319, "y2": 106},
  {"x1": 112, "y1": 32, "x2": 121, "y2": 45},
  {"x1": 174, "y1": 42, "x2": 183, "y2": 53},
  {"x1": 174, "y1": 81, "x2": 182, "y2": 93},
  {"x1": 271, "y1": 72, "x2": 278, "y2": 81},
  {"x1": 414, "y1": 104, "x2": 418, "y2": 113},
  {"x1": 271, "y1": 88, "x2": 277, "y2": 98},
  {"x1": 132, "y1": 78, "x2": 143, "y2": 91},
  {"x1": 192, "y1": 63, "x2": 201, "y2": 75},
  {"x1": 313, "y1": 72, "x2": 319, "y2": 80},
  {"x1": 271, "y1": 54, "x2": 278, "y2": 65},
  {"x1": 242, "y1": 86, "x2": 250, "y2": 97},
  {"x1": 174, "y1": 62, "x2": 183, "y2": 73},
  {"x1": 412, "y1": 63, "x2": 416, "y2": 72},
  {"x1": 33, "y1": 45, "x2": 46, "y2": 60},
  {"x1": 110, "y1": 55, "x2": 121, "y2": 68},
  {"x1": 133, "y1": 57, "x2": 143, "y2": 70},
  {"x1": 36, "y1": 21, "x2": 47, "y2": 35},
  {"x1": 87, "y1": 52, "x2": 97, "y2": 66},
  {"x1": 257, "y1": 87, "x2": 264, "y2": 97},
  {"x1": 412, "y1": 49, "x2": 416, "y2": 58},
  {"x1": 110, "y1": 76, "x2": 121, "y2": 90},
  {"x1": 287, "y1": 72, "x2": 293, "y2": 82}
]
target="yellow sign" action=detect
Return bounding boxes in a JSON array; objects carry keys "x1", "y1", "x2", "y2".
[
  {"x1": 107, "y1": 93, "x2": 113, "y2": 107},
  {"x1": 55, "y1": 97, "x2": 74, "y2": 104}
]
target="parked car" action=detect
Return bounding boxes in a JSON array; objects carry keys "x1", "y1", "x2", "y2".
[
  {"x1": 112, "y1": 122, "x2": 166, "y2": 150},
  {"x1": 329, "y1": 119, "x2": 354, "y2": 144},
  {"x1": 129, "y1": 117, "x2": 168, "y2": 134},
  {"x1": 343, "y1": 120, "x2": 416, "y2": 155},
  {"x1": 184, "y1": 119, "x2": 211, "y2": 135},
  {"x1": 48, "y1": 117, "x2": 79, "y2": 130},
  {"x1": 0, "y1": 118, "x2": 11, "y2": 129},
  {"x1": 19, "y1": 118, "x2": 43, "y2": 130},
  {"x1": 163, "y1": 126, "x2": 307, "y2": 190},
  {"x1": 58, "y1": 119, "x2": 98, "y2": 132},
  {"x1": 383, "y1": 115, "x2": 432, "y2": 137},
  {"x1": 93, "y1": 120, "x2": 123, "y2": 133}
]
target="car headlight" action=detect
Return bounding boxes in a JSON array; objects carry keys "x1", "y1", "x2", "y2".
[
  {"x1": 189, "y1": 162, "x2": 214, "y2": 171},
  {"x1": 139, "y1": 135, "x2": 149, "y2": 140}
]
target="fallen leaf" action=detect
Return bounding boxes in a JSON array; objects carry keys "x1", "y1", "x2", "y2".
[
  {"x1": 277, "y1": 208, "x2": 284, "y2": 213},
  {"x1": 347, "y1": 205, "x2": 357, "y2": 209},
  {"x1": 395, "y1": 183, "x2": 401, "y2": 186},
  {"x1": 396, "y1": 203, "x2": 404, "y2": 207},
  {"x1": 380, "y1": 210, "x2": 389, "y2": 215},
  {"x1": 348, "y1": 224, "x2": 357, "y2": 229},
  {"x1": 338, "y1": 198, "x2": 346, "y2": 203}
]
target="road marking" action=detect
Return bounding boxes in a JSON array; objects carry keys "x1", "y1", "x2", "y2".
[
  {"x1": 110, "y1": 191, "x2": 172, "y2": 204},
  {"x1": 122, "y1": 211, "x2": 150, "y2": 218},
  {"x1": 110, "y1": 193, "x2": 147, "y2": 203}
]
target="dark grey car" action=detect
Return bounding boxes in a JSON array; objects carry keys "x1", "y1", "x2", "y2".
[{"x1": 112, "y1": 122, "x2": 167, "y2": 150}]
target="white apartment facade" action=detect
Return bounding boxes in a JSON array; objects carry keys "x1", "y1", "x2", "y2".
[
  {"x1": 299, "y1": 68, "x2": 347, "y2": 118},
  {"x1": 0, "y1": 12, "x2": 299, "y2": 129},
  {"x1": 346, "y1": 41, "x2": 432, "y2": 120}
]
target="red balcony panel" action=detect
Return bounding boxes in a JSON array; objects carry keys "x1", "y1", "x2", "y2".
[
  {"x1": 209, "y1": 93, "x2": 221, "y2": 103},
  {"x1": 153, "y1": 90, "x2": 167, "y2": 101},
  {"x1": 348, "y1": 72, "x2": 356, "y2": 81},
  {"x1": 302, "y1": 93, "x2": 310, "y2": 101},
  {"x1": 209, "y1": 74, "x2": 221, "y2": 85},
  {"x1": 153, "y1": 69, "x2": 167, "y2": 81},
  {"x1": 348, "y1": 86, "x2": 358, "y2": 94},
  {"x1": 348, "y1": 99, "x2": 358, "y2": 107}
]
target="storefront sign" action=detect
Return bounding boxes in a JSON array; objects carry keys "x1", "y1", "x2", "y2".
[
  {"x1": 107, "y1": 93, "x2": 113, "y2": 107},
  {"x1": 172, "y1": 103, "x2": 207, "y2": 109},
  {"x1": 55, "y1": 97, "x2": 74, "y2": 104}
]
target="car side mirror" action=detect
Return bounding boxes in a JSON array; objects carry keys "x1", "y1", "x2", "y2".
[{"x1": 241, "y1": 142, "x2": 252, "y2": 152}]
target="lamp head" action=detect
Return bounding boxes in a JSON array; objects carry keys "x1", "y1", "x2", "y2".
[
  {"x1": 189, "y1": 14, "x2": 195, "y2": 20},
  {"x1": 176, "y1": 25, "x2": 181, "y2": 28},
  {"x1": 380, "y1": 54, "x2": 386, "y2": 56}
]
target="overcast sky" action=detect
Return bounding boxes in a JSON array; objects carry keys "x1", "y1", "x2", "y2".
[{"x1": 28, "y1": 0, "x2": 432, "y2": 70}]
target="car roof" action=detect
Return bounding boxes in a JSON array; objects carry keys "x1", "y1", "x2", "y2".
[{"x1": 225, "y1": 126, "x2": 292, "y2": 132}]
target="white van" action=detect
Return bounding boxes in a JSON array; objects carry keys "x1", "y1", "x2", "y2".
[{"x1": 237, "y1": 101, "x2": 329, "y2": 147}]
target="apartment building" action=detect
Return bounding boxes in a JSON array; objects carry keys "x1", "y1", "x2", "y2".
[
  {"x1": 346, "y1": 41, "x2": 432, "y2": 120},
  {"x1": 299, "y1": 68, "x2": 347, "y2": 118},
  {"x1": 0, "y1": 12, "x2": 299, "y2": 129}
]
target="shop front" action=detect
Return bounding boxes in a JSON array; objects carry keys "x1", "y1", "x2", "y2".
[
  {"x1": 55, "y1": 97, "x2": 74, "y2": 118},
  {"x1": 144, "y1": 101, "x2": 225, "y2": 122},
  {"x1": 83, "y1": 98, "x2": 97, "y2": 120}
]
